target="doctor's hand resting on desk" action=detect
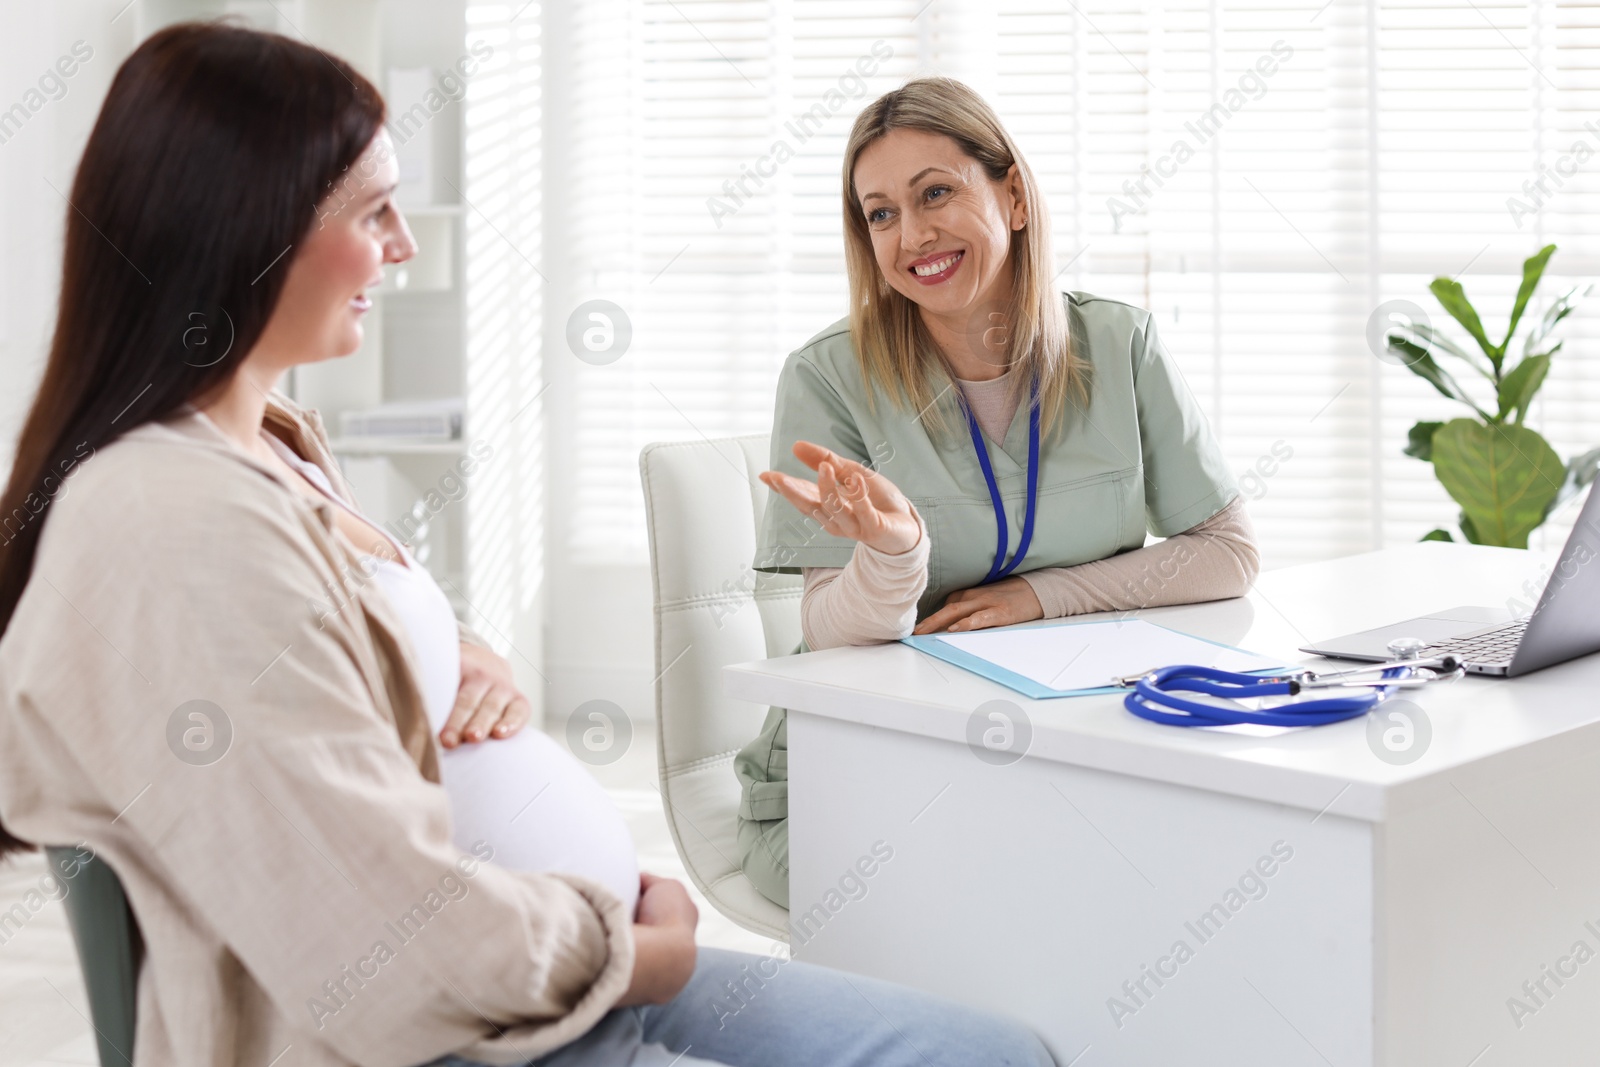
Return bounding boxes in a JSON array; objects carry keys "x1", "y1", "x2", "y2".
[
  {"x1": 759, "y1": 438, "x2": 1044, "y2": 634},
  {"x1": 910, "y1": 577, "x2": 1042, "y2": 635}
]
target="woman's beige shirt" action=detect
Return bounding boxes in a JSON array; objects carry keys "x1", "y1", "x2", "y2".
[{"x1": 0, "y1": 394, "x2": 633, "y2": 1067}]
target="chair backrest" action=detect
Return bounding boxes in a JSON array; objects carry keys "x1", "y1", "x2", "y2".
[
  {"x1": 639, "y1": 436, "x2": 797, "y2": 940},
  {"x1": 47, "y1": 846, "x2": 141, "y2": 1067}
]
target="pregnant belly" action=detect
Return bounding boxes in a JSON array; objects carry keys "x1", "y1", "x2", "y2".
[{"x1": 436, "y1": 727, "x2": 640, "y2": 917}]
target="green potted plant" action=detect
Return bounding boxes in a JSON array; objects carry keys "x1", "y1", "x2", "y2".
[{"x1": 1386, "y1": 243, "x2": 1599, "y2": 547}]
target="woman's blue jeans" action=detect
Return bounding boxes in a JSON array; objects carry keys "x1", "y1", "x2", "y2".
[{"x1": 427, "y1": 946, "x2": 1056, "y2": 1067}]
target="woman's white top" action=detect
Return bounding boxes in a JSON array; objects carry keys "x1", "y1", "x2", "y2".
[{"x1": 263, "y1": 431, "x2": 640, "y2": 916}]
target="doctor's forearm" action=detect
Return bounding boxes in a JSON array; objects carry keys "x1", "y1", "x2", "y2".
[
  {"x1": 800, "y1": 512, "x2": 930, "y2": 649},
  {"x1": 1018, "y1": 497, "x2": 1260, "y2": 618}
]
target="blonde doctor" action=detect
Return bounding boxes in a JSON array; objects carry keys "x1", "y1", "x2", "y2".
[{"x1": 735, "y1": 78, "x2": 1260, "y2": 909}]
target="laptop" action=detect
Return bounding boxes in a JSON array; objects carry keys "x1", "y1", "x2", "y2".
[{"x1": 1299, "y1": 483, "x2": 1600, "y2": 677}]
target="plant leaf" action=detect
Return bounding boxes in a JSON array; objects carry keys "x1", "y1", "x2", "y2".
[
  {"x1": 1523, "y1": 282, "x2": 1590, "y2": 356},
  {"x1": 1504, "y1": 244, "x2": 1557, "y2": 348},
  {"x1": 1404, "y1": 420, "x2": 1444, "y2": 462},
  {"x1": 1389, "y1": 321, "x2": 1495, "y2": 380},
  {"x1": 1420, "y1": 528, "x2": 1454, "y2": 542},
  {"x1": 1431, "y1": 419, "x2": 1565, "y2": 548},
  {"x1": 1541, "y1": 445, "x2": 1600, "y2": 522},
  {"x1": 1496, "y1": 354, "x2": 1550, "y2": 424},
  {"x1": 1459, "y1": 511, "x2": 1484, "y2": 545},
  {"x1": 1429, "y1": 277, "x2": 1498, "y2": 364},
  {"x1": 1570, "y1": 446, "x2": 1600, "y2": 490},
  {"x1": 1387, "y1": 339, "x2": 1492, "y2": 419}
]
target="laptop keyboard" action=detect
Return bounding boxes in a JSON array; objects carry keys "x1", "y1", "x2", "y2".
[{"x1": 1424, "y1": 618, "x2": 1529, "y2": 665}]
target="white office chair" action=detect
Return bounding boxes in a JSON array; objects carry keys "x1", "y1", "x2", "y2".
[{"x1": 639, "y1": 435, "x2": 796, "y2": 941}]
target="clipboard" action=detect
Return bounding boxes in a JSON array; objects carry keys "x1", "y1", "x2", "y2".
[{"x1": 901, "y1": 618, "x2": 1289, "y2": 699}]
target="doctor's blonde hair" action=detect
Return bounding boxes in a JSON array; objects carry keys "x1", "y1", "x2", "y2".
[{"x1": 841, "y1": 78, "x2": 1088, "y2": 440}]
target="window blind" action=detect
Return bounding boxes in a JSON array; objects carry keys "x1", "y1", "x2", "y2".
[
  {"x1": 462, "y1": 1, "x2": 546, "y2": 648},
  {"x1": 548, "y1": 0, "x2": 1600, "y2": 567}
]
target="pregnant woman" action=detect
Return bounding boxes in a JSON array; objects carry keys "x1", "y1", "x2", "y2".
[
  {"x1": 0, "y1": 23, "x2": 1054, "y2": 1067},
  {"x1": 734, "y1": 78, "x2": 1262, "y2": 909},
  {"x1": 259, "y1": 426, "x2": 642, "y2": 917}
]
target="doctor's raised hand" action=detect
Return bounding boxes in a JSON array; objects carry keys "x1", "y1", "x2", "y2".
[
  {"x1": 759, "y1": 439, "x2": 922, "y2": 556},
  {"x1": 759, "y1": 440, "x2": 1045, "y2": 634}
]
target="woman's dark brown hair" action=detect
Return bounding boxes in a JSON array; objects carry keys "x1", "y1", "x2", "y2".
[{"x1": 0, "y1": 21, "x2": 384, "y2": 857}]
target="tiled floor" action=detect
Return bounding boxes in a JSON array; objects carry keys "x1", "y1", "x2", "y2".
[{"x1": 0, "y1": 719, "x2": 770, "y2": 1067}]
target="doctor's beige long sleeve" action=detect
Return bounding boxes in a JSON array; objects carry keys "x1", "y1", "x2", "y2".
[
  {"x1": 801, "y1": 498, "x2": 1257, "y2": 650},
  {"x1": 797, "y1": 508, "x2": 929, "y2": 648}
]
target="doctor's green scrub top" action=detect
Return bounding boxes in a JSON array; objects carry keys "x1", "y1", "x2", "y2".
[{"x1": 732, "y1": 291, "x2": 1238, "y2": 909}]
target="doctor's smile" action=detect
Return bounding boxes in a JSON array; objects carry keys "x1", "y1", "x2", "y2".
[{"x1": 908, "y1": 249, "x2": 963, "y2": 282}]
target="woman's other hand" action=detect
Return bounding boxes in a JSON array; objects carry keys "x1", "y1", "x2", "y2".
[
  {"x1": 759, "y1": 440, "x2": 921, "y2": 556},
  {"x1": 439, "y1": 641, "x2": 533, "y2": 748},
  {"x1": 912, "y1": 576, "x2": 1043, "y2": 635},
  {"x1": 618, "y1": 873, "x2": 700, "y2": 1006}
]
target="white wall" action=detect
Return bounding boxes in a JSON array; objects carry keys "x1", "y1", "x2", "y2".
[
  {"x1": 539, "y1": 1, "x2": 657, "y2": 730},
  {"x1": 0, "y1": 1, "x2": 135, "y2": 468}
]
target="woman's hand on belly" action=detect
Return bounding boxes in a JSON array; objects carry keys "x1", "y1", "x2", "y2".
[
  {"x1": 912, "y1": 575, "x2": 1043, "y2": 635},
  {"x1": 439, "y1": 641, "x2": 533, "y2": 748}
]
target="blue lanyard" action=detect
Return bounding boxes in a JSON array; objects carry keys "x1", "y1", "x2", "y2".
[{"x1": 961, "y1": 375, "x2": 1040, "y2": 585}]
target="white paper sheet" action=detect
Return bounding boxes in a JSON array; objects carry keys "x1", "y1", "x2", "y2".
[{"x1": 932, "y1": 619, "x2": 1281, "y2": 692}]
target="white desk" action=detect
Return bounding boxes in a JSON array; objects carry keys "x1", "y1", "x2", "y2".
[{"x1": 724, "y1": 544, "x2": 1600, "y2": 1067}]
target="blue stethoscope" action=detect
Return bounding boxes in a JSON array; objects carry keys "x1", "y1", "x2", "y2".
[
  {"x1": 962, "y1": 375, "x2": 1040, "y2": 584},
  {"x1": 1118, "y1": 641, "x2": 1464, "y2": 728}
]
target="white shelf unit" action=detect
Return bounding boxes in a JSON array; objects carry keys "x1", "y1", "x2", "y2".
[
  {"x1": 323, "y1": 438, "x2": 469, "y2": 457},
  {"x1": 136, "y1": 0, "x2": 475, "y2": 616}
]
